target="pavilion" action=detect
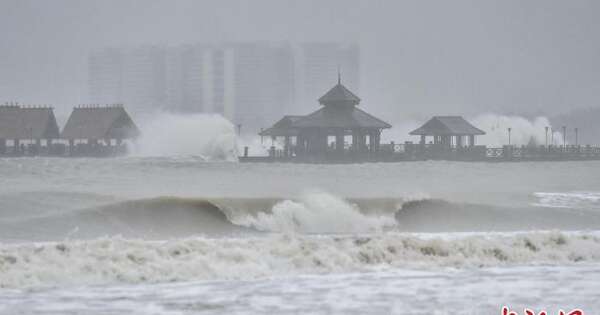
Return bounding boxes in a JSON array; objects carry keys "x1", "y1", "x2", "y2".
[
  {"x1": 409, "y1": 116, "x2": 485, "y2": 147},
  {"x1": 61, "y1": 105, "x2": 139, "y2": 156},
  {"x1": 260, "y1": 76, "x2": 391, "y2": 159},
  {"x1": 0, "y1": 104, "x2": 60, "y2": 155}
]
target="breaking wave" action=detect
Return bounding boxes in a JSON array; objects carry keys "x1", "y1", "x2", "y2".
[
  {"x1": 533, "y1": 192, "x2": 600, "y2": 210},
  {"x1": 1, "y1": 232, "x2": 599, "y2": 288},
  {"x1": 130, "y1": 112, "x2": 238, "y2": 161},
  {"x1": 3, "y1": 192, "x2": 600, "y2": 242},
  {"x1": 229, "y1": 192, "x2": 397, "y2": 234}
]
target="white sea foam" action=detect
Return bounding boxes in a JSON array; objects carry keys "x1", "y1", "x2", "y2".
[
  {"x1": 472, "y1": 114, "x2": 558, "y2": 147},
  {"x1": 130, "y1": 112, "x2": 238, "y2": 161},
  {"x1": 534, "y1": 192, "x2": 600, "y2": 209},
  {"x1": 229, "y1": 192, "x2": 397, "y2": 234},
  {"x1": 1, "y1": 232, "x2": 599, "y2": 289}
]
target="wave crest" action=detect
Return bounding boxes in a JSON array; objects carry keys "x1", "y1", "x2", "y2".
[
  {"x1": 230, "y1": 192, "x2": 397, "y2": 234},
  {"x1": 1, "y1": 232, "x2": 599, "y2": 288}
]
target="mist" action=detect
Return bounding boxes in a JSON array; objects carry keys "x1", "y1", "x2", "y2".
[{"x1": 2, "y1": 0, "x2": 600, "y2": 123}]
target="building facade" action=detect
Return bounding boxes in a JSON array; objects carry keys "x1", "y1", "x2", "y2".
[{"x1": 88, "y1": 42, "x2": 359, "y2": 133}]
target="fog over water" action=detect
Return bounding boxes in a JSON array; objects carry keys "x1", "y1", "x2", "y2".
[
  {"x1": 2, "y1": 1, "x2": 600, "y2": 314},
  {"x1": 1, "y1": 0, "x2": 600, "y2": 121}
]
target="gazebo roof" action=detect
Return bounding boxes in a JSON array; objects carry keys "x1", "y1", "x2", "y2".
[
  {"x1": 0, "y1": 106, "x2": 60, "y2": 139},
  {"x1": 259, "y1": 115, "x2": 303, "y2": 136},
  {"x1": 61, "y1": 106, "x2": 139, "y2": 140},
  {"x1": 291, "y1": 106, "x2": 391, "y2": 129},
  {"x1": 318, "y1": 83, "x2": 361, "y2": 106},
  {"x1": 410, "y1": 116, "x2": 485, "y2": 136}
]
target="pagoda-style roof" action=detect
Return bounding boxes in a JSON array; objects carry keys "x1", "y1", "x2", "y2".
[
  {"x1": 61, "y1": 105, "x2": 139, "y2": 140},
  {"x1": 292, "y1": 106, "x2": 391, "y2": 129},
  {"x1": 410, "y1": 116, "x2": 485, "y2": 136},
  {"x1": 0, "y1": 105, "x2": 60, "y2": 139},
  {"x1": 261, "y1": 78, "x2": 390, "y2": 137},
  {"x1": 318, "y1": 83, "x2": 361, "y2": 106},
  {"x1": 259, "y1": 115, "x2": 303, "y2": 136}
]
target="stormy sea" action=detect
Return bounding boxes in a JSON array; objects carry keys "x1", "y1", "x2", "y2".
[{"x1": 1, "y1": 154, "x2": 600, "y2": 314}]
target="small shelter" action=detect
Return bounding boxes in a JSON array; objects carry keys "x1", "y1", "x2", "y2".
[
  {"x1": 0, "y1": 105, "x2": 60, "y2": 154},
  {"x1": 409, "y1": 116, "x2": 485, "y2": 147},
  {"x1": 61, "y1": 105, "x2": 139, "y2": 155},
  {"x1": 260, "y1": 76, "x2": 391, "y2": 158}
]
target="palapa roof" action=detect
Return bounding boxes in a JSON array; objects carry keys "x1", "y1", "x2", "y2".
[
  {"x1": 61, "y1": 106, "x2": 139, "y2": 140},
  {"x1": 0, "y1": 106, "x2": 60, "y2": 139},
  {"x1": 410, "y1": 116, "x2": 485, "y2": 136}
]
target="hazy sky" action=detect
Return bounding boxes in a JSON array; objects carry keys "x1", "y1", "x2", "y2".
[{"x1": 1, "y1": 0, "x2": 599, "y2": 120}]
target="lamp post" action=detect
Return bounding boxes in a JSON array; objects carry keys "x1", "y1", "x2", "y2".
[
  {"x1": 575, "y1": 128, "x2": 579, "y2": 146},
  {"x1": 562, "y1": 126, "x2": 566, "y2": 150},
  {"x1": 237, "y1": 124, "x2": 242, "y2": 136},
  {"x1": 508, "y1": 128, "x2": 512, "y2": 146},
  {"x1": 260, "y1": 128, "x2": 264, "y2": 144},
  {"x1": 545, "y1": 126, "x2": 549, "y2": 147},
  {"x1": 551, "y1": 128, "x2": 554, "y2": 145}
]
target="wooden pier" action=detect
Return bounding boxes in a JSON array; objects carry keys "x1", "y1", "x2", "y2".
[{"x1": 239, "y1": 143, "x2": 600, "y2": 163}]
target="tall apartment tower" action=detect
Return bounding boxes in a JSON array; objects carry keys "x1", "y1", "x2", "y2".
[
  {"x1": 88, "y1": 48, "x2": 123, "y2": 105},
  {"x1": 165, "y1": 42, "x2": 294, "y2": 133},
  {"x1": 88, "y1": 46, "x2": 166, "y2": 117},
  {"x1": 227, "y1": 42, "x2": 294, "y2": 133},
  {"x1": 166, "y1": 44, "x2": 228, "y2": 116},
  {"x1": 294, "y1": 43, "x2": 360, "y2": 114},
  {"x1": 88, "y1": 42, "x2": 358, "y2": 134}
]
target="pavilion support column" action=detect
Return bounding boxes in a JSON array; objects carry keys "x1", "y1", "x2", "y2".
[
  {"x1": 374, "y1": 129, "x2": 381, "y2": 152},
  {"x1": 14, "y1": 139, "x2": 20, "y2": 155},
  {"x1": 296, "y1": 134, "x2": 304, "y2": 156},
  {"x1": 469, "y1": 135, "x2": 475, "y2": 147},
  {"x1": 420, "y1": 135, "x2": 426, "y2": 145},
  {"x1": 284, "y1": 136, "x2": 291, "y2": 157},
  {"x1": 69, "y1": 139, "x2": 75, "y2": 156},
  {"x1": 358, "y1": 131, "x2": 367, "y2": 152},
  {"x1": 335, "y1": 131, "x2": 344, "y2": 154},
  {"x1": 456, "y1": 135, "x2": 463, "y2": 148}
]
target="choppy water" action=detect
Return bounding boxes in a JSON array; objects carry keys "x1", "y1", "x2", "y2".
[{"x1": 1, "y1": 158, "x2": 600, "y2": 314}]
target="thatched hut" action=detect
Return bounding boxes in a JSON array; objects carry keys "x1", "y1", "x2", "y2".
[
  {"x1": 61, "y1": 105, "x2": 139, "y2": 156},
  {"x1": 0, "y1": 105, "x2": 60, "y2": 155}
]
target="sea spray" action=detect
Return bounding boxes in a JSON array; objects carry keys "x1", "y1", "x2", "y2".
[
  {"x1": 471, "y1": 114, "x2": 559, "y2": 147},
  {"x1": 230, "y1": 192, "x2": 400, "y2": 234},
  {"x1": 1, "y1": 232, "x2": 599, "y2": 288},
  {"x1": 130, "y1": 112, "x2": 238, "y2": 160},
  {"x1": 388, "y1": 114, "x2": 561, "y2": 147}
]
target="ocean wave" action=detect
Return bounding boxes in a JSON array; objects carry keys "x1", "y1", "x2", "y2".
[
  {"x1": 533, "y1": 192, "x2": 600, "y2": 210},
  {"x1": 228, "y1": 192, "x2": 398, "y2": 234},
  {"x1": 3, "y1": 193, "x2": 600, "y2": 242},
  {"x1": 1, "y1": 232, "x2": 599, "y2": 288}
]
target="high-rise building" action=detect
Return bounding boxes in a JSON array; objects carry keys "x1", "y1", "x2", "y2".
[
  {"x1": 88, "y1": 46, "x2": 166, "y2": 117},
  {"x1": 165, "y1": 42, "x2": 294, "y2": 132},
  {"x1": 226, "y1": 42, "x2": 295, "y2": 132},
  {"x1": 88, "y1": 42, "x2": 359, "y2": 133},
  {"x1": 294, "y1": 43, "x2": 360, "y2": 114}
]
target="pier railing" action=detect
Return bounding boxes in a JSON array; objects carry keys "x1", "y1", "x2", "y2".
[{"x1": 247, "y1": 142, "x2": 600, "y2": 162}]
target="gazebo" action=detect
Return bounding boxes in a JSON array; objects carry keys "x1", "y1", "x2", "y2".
[
  {"x1": 409, "y1": 116, "x2": 485, "y2": 147},
  {"x1": 260, "y1": 76, "x2": 391, "y2": 158}
]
